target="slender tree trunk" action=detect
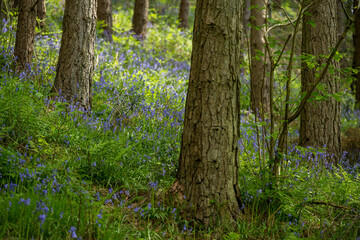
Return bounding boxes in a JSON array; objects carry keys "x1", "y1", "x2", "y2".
[
  {"x1": 53, "y1": 0, "x2": 97, "y2": 110},
  {"x1": 132, "y1": 0, "x2": 148, "y2": 38},
  {"x1": 300, "y1": 0, "x2": 341, "y2": 162},
  {"x1": 37, "y1": 0, "x2": 46, "y2": 29},
  {"x1": 97, "y1": 0, "x2": 113, "y2": 42},
  {"x1": 250, "y1": 0, "x2": 270, "y2": 115},
  {"x1": 175, "y1": 0, "x2": 242, "y2": 227},
  {"x1": 241, "y1": 0, "x2": 250, "y2": 75},
  {"x1": 354, "y1": 0, "x2": 360, "y2": 109},
  {"x1": 337, "y1": 0, "x2": 346, "y2": 45},
  {"x1": 178, "y1": 0, "x2": 189, "y2": 29},
  {"x1": 243, "y1": 0, "x2": 250, "y2": 35},
  {"x1": 337, "y1": 0, "x2": 350, "y2": 71},
  {"x1": 14, "y1": 0, "x2": 37, "y2": 71}
]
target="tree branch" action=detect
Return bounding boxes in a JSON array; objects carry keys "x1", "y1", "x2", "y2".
[{"x1": 307, "y1": 201, "x2": 358, "y2": 212}]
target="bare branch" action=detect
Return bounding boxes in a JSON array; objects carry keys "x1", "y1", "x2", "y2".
[
  {"x1": 271, "y1": 0, "x2": 295, "y2": 27},
  {"x1": 339, "y1": 0, "x2": 353, "y2": 21},
  {"x1": 307, "y1": 201, "x2": 358, "y2": 212}
]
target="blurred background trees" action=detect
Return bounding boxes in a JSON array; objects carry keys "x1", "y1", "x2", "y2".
[
  {"x1": 14, "y1": 0, "x2": 37, "y2": 70},
  {"x1": 97, "y1": 0, "x2": 113, "y2": 42},
  {"x1": 2, "y1": 0, "x2": 360, "y2": 238}
]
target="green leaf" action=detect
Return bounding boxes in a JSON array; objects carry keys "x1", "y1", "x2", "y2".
[
  {"x1": 333, "y1": 51, "x2": 342, "y2": 61},
  {"x1": 249, "y1": 4, "x2": 259, "y2": 10},
  {"x1": 308, "y1": 20, "x2": 316, "y2": 28},
  {"x1": 307, "y1": 62, "x2": 315, "y2": 69},
  {"x1": 331, "y1": 92, "x2": 343, "y2": 102},
  {"x1": 35, "y1": 92, "x2": 43, "y2": 98}
]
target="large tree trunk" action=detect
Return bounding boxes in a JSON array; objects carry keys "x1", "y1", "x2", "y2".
[
  {"x1": 14, "y1": 0, "x2": 37, "y2": 71},
  {"x1": 176, "y1": 0, "x2": 242, "y2": 227},
  {"x1": 53, "y1": 0, "x2": 97, "y2": 110},
  {"x1": 36, "y1": 0, "x2": 46, "y2": 29},
  {"x1": 300, "y1": 0, "x2": 341, "y2": 162},
  {"x1": 250, "y1": 0, "x2": 270, "y2": 115},
  {"x1": 132, "y1": 0, "x2": 148, "y2": 38},
  {"x1": 354, "y1": 0, "x2": 360, "y2": 109},
  {"x1": 97, "y1": 0, "x2": 113, "y2": 42},
  {"x1": 178, "y1": 0, "x2": 189, "y2": 29}
]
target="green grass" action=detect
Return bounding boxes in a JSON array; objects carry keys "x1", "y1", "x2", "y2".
[{"x1": 0, "y1": 2, "x2": 359, "y2": 239}]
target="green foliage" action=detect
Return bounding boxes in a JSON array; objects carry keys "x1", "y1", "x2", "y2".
[{"x1": 0, "y1": 1, "x2": 359, "y2": 239}]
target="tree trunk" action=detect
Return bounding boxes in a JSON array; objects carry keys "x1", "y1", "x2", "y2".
[
  {"x1": 53, "y1": 0, "x2": 97, "y2": 110},
  {"x1": 337, "y1": 0, "x2": 350, "y2": 71},
  {"x1": 243, "y1": 0, "x2": 250, "y2": 36},
  {"x1": 37, "y1": 0, "x2": 46, "y2": 29},
  {"x1": 241, "y1": 0, "x2": 250, "y2": 75},
  {"x1": 14, "y1": 0, "x2": 37, "y2": 71},
  {"x1": 176, "y1": 0, "x2": 242, "y2": 227},
  {"x1": 300, "y1": 0, "x2": 341, "y2": 162},
  {"x1": 178, "y1": 0, "x2": 189, "y2": 29},
  {"x1": 337, "y1": 0, "x2": 346, "y2": 45},
  {"x1": 354, "y1": 0, "x2": 360, "y2": 110},
  {"x1": 132, "y1": 0, "x2": 148, "y2": 38},
  {"x1": 97, "y1": 0, "x2": 113, "y2": 42},
  {"x1": 250, "y1": 0, "x2": 270, "y2": 115}
]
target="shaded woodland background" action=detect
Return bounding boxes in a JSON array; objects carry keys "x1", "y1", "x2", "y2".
[{"x1": 0, "y1": 0, "x2": 360, "y2": 239}]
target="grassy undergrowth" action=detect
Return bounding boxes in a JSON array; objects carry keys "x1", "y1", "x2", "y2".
[{"x1": 1, "y1": 3, "x2": 360, "y2": 239}]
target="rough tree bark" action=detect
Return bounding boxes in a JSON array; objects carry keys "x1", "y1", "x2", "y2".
[
  {"x1": 53, "y1": 0, "x2": 97, "y2": 110},
  {"x1": 132, "y1": 0, "x2": 148, "y2": 38},
  {"x1": 250, "y1": 0, "x2": 270, "y2": 115},
  {"x1": 37, "y1": 0, "x2": 46, "y2": 29},
  {"x1": 179, "y1": 0, "x2": 189, "y2": 29},
  {"x1": 354, "y1": 0, "x2": 360, "y2": 109},
  {"x1": 14, "y1": 0, "x2": 37, "y2": 71},
  {"x1": 175, "y1": 0, "x2": 242, "y2": 227},
  {"x1": 97, "y1": 0, "x2": 113, "y2": 42},
  {"x1": 300, "y1": 0, "x2": 341, "y2": 161}
]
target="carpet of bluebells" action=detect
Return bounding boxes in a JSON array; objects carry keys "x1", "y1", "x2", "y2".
[{"x1": 1, "y1": 4, "x2": 360, "y2": 239}]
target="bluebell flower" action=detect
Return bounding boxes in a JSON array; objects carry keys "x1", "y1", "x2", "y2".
[
  {"x1": 19, "y1": 198, "x2": 31, "y2": 206},
  {"x1": 69, "y1": 226, "x2": 77, "y2": 238},
  {"x1": 149, "y1": 181, "x2": 158, "y2": 190},
  {"x1": 38, "y1": 214, "x2": 46, "y2": 225}
]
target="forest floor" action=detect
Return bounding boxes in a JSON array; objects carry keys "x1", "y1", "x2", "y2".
[{"x1": 0, "y1": 3, "x2": 360, "y2": 240}]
